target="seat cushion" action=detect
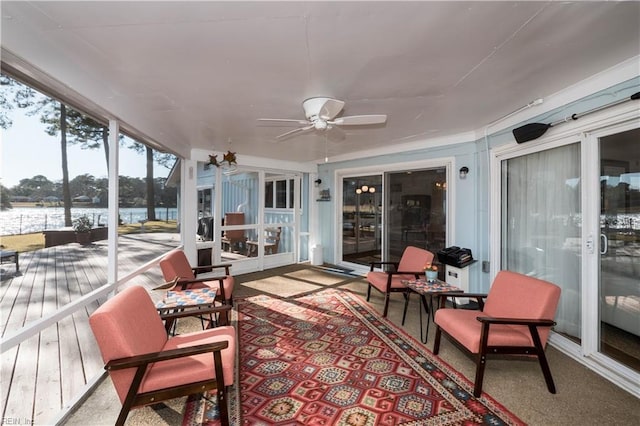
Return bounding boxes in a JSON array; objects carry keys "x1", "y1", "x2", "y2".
[
  {"x1": 434, "y1": 309, "x2": 533, "y2": 353},
  {"x1": 367, "y1": 271, "x2": 415, "y2": 292},
  {"x1": 140, "y1": 325, "x2": 236, "y2": 393},
  {"x1": 202, "y1": 275, "x2": 235, "y2": 299}
]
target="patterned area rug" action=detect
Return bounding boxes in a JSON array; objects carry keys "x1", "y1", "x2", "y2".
[{"x1": 183, "y1": 289, "x2": 524, "y2": 425}]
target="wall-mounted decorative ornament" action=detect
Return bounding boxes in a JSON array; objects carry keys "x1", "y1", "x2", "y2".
[{"x1": 209, "y1": 150, "x2": 238, "y2": 175}]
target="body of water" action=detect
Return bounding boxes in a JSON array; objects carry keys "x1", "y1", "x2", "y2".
[{"x1": 0, "y1": 207, "x2": 178, "y2": 235}]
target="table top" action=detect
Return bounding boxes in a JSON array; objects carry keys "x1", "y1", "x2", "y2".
[
  {"x1": 402, "y1": 279, "x2": 462, "y2": 295},
  {"x1": 156, "y1": 287, "x2": 218, "y2": 309}
]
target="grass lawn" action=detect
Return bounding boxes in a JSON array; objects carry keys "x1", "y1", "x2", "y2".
[{"x1": 0, "y1": 220, "x2": 178, "y2": 253}]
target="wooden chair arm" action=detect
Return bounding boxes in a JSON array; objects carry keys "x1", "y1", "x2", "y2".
[
  {"x1": 393, "y1": 270, "x2": 425, "y2": 276},
  {"x1": 369, "y1": 261, "x2": 399, "y2": 271},
  {"x1": 192, "y1": 264, "x2": 231, "y2": 276},
  {"x1": 152, "y1": 277, "x2": 181, "y2": 290},
  {"x1": 174, "y1": 277, "x2": 226, "y2": 290},
  {"x1": 476, "y1": 316, "x2": 556, "y2": 327},
  {"x1": 106, "y1": 341, "x2": 229, "y2": 371}
]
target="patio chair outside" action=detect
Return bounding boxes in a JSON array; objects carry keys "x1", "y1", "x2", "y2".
[{"x1": 433, "y1": 270, "x2": 561, "y2": 397}]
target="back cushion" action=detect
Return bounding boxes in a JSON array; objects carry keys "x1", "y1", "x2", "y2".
[
  {"x1": 159, "y1": 249, "x2": 196, "y2": 281},
  {"x1": 89, "y1": 286, "x2": 168, "y2": 402},
  {"x1": 397, "y1": 246, "x2": 434, "y2": 272},
  {"x1": 484, "y1": 270, "x2": 561, "y2": 321}
]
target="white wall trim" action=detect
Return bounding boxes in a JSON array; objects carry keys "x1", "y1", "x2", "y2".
[{"x1": 191, "y1": 148, "x2": 317, "y2": 173}]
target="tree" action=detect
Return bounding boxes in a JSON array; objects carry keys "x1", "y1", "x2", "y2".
[
  {"x1": 12, "y1": 175, "x2": 56, "y2": 200},
  {"x1": 0, "y1": 74, "x2": 36, "y2": 130},
  {"x1": 128, "y1": 141, "x2": 171, "y2": 221},
  {"x1": 0, "y1": 183, "x2": 12, "y2": 210}
]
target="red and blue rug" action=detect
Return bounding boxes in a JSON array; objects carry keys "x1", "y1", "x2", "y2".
[{"x1": 183, "y1": 289, "x2": 524, "y2": 425}]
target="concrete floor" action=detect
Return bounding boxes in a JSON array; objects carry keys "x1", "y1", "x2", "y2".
[{"x1": 63, "y1": 264, "x2": 640, "y2": 425}]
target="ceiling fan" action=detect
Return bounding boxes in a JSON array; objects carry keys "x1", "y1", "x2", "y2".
[{"x1": 258, "y1": 97, "x2": 387, "y2": 140}]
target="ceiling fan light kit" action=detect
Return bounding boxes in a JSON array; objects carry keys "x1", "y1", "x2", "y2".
[{"x1": 258, "y1": 97, "x2": 387, "y2": 140}]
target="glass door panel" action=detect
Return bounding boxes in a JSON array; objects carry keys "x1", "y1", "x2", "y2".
[
  {"x1": 220, "y1": 170, "x2": 258, "y2": 259},
  {"x1": 342, "y1": 175, "x2": 382, "y2": 266},
  {"x1": 500, "y1": 143, "x2": 582, "y2": 340},
  {"x1": 386, "y1": 169, "x2": 447, "y2": 264},
  {"x1": 599, "y1": 128, "x2": 640, "y2": 372}
]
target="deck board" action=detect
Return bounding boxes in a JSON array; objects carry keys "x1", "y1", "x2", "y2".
[{"x1": 0, "y1": 233, "x2": 179, "y2": 424}]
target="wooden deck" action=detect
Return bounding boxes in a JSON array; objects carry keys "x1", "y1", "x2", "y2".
[{"x1": 0, "y1": 233, "x2": 180, "y2": 425}]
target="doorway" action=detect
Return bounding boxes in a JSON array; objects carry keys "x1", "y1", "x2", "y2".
[{"x1": 340, "y1": 167, "x2": 448, "y2": 268}]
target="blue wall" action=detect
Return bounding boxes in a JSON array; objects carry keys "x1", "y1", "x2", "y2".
[{"x1": 316, "y1": 76, "x2": 640, "y2": 291}]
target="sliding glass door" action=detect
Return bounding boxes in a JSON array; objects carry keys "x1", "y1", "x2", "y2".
[
  {"x1": 341, "y1": 167, "x2": 447, "y2": 268},
  {"x1": 498, "y1": 125, "x2": 639, "y2": 379},
  {"x1": 500, "y1": 143, "x2": 582, "y2": 339}
]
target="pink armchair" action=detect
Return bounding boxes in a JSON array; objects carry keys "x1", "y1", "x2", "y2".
[
  {"x1": 159, "y1": 249, "x2": 234, "y2": 306},
  {"x1": 366, "y1": 246, "x2": 435, "y2": 317},
  {"x1": 89, "y1": 285, "x2": 235, "y2": 425},
  {"x1": 433, "y1": 270, "x2": 561, "y2": 397}
]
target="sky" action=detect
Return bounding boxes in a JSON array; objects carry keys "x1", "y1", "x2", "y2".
[{"x1": 1, "y1": 106, "x2": 172, "y2": 189}]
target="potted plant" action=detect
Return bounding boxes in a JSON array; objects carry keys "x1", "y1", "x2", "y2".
[
  {"x1": 423, "y1": 263, "x2": 438, "y2": 282},
  {"x1": 73, "y1": 215, "x2": 93, "y2": 245}
]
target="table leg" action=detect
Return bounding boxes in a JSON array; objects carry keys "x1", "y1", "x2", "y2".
[
  {"x1": 402, "y1": 292, "x2": 410, "y2": 325},
  {"x1": 418, "y1": 295, "x2": 432, "y2": 344}
]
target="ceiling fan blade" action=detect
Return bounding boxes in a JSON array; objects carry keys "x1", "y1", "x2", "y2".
[
  {"x1": 330, "y1": 114, "x2": 387, "y2": 126},
  {"x1": 326, "y1": 124, "x2": 346, "y2": 141},
  {"x1": 319, "y1": 98, "x2": 345, "y2": 120},
  {"x1": 258, "y1": 118, "x2": 310, "y2": 126},
  {"x1": 276, "y1": 124, "x2": 315, "y2": 140}
]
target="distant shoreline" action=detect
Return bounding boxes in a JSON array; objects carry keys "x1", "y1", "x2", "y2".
[{"x1": 0, "y1": 206, "x2": 178, "y2": 236}]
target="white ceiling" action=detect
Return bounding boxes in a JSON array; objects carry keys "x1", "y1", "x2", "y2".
[{"x1": 2, "y1": 1, "x2": 639, "y2": 164}]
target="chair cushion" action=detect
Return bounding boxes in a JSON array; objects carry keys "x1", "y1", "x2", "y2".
[
  {"x1": 202, "y1": 275, "x2": 235, "y2": 299},
  {"x1": 367, "y1": 271, "x2": 415, "y2": 292},
  {"x1": 434, "y1": 309, "x2": 534, "y2": 353},
  {"x1": 397, "y1": 246, "x2": 434, "y2": 272},
  {"x1": 89, "y1": 286, "x2": 169, "y2": 402},
  {"x1": 140, "y1": 326, "x2": 236, "y2": 392},
  {"x1": 483, "y1": 270, "x2": 561, "y2": 346},
  {"x1": 160, "y1": 249, "x2": 197, "y2": 281}
]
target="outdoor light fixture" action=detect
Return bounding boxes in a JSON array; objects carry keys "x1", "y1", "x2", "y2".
[
  {"x1": 459, "y1": 166, "x2": 469, "y2": 179},
  {"x1": 314, "y1": 179, "x2": 322, "y2": 186}
]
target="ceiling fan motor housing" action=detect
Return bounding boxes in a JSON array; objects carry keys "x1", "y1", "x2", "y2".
[{"x1": 303, "y1": 97, "x2": 344, "y2": 120}]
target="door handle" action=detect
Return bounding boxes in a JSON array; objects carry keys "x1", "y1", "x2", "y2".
[{"x1": 600, "y1": 234, "x2": 608, "y2": 255}]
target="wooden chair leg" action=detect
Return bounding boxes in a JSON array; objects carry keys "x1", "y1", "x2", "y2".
[
  {"x1": 529, "y1": 325, "x2": 556, "y2": 393},
  {"x1": 213, "y1": 351, "x2": 229, "y2": 426},
  {"x1": 473, "y1": 353, "x2": 487, "y2": 397},
  {"x1": 473, "y1": 322, "x2": 491, "y2": 397},
  {"x1": 382, "y1": 294, "x2": 390, "y2": 317},
  {"x1": 433, "y1": 326, "x2": 442, "y2": 354}
]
